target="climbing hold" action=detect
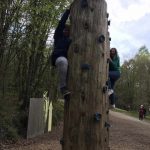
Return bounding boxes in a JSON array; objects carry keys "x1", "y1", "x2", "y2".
[
  {"x1": 60, "y1": 137, "x2": 64, "y2": 145},
  {"x1": 106, "y1": 80, "x2": 109, "y2": 86},
  {"x1": 102, "y1": 52, "x2": 105, "y2": 57},
  {"x1": 108, "y1": 20, "x2": 111, "y2": 26},
  {"x1": 81, "y1": 63, "x2": 91, "y2": 71},
  {"x1": 94, "y1": 113, "x2": 101, "y2": 122},
  {"x1": 84, "y1": 22, "x2": 89, "y2": 30},
  {"x1": 90, "y1": 8, "x2": 94, "y2": 12},
  {"x1": 107, "y1": 58, "x2": 110, "y2": 63},
  {"x1": 106, "y1": 110, "x2": 109, "y2": 114},
  {"x1": 81, "y1": 0, "x2": 88, "y2": 8},
  {"x1": 98, "y1": 35, "x2": 105, "y2": 43},
  {"x1": 105, "y1": 122, "x2": 111, "y2": 128},
  {"x1": 103, "y1": 86, "x2": 107, "y2": 93},
  {"x1": 106, "y1": 13, "x2": 109, "y2": 18},
  {"x1": 109, "y1": 37, "x2": 111, "y2": 41},
  {"x1": 81, "y1": 91, "x2": 85, "y2": 102}
]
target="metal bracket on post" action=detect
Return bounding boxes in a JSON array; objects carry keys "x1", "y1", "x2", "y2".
[
  {"x1": 98, "y1": 35, "x2": 105, "y2": 43},
  {"x1": 94, "y1": 113, "x2": 101, "y2": 122},
  {"x1": 81, "y1": 0, "x2": 88, "y2": 8}
]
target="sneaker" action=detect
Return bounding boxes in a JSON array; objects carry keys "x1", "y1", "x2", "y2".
[
  {"x1": 63, "y1": 90, "x2": 71, "y2": 97},
  {"x1": 109, "y1": 104, "x2": 115, "y2": 109},
  {"x1": 112, "y1": 104, "x2": 115, "y2": 109},
  {"x1": 108, "y1": 89, "x2": 114, "y2": 96},
  {"x1": 60, "y1": 87, "x2": 71, "y2": 98}
]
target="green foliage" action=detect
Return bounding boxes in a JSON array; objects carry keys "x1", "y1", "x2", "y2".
[
  {"x1": 0, "y1": 96, "x2": 19, "y2": 140},
  {"x1": 0, "y1": 122, "x2": 19, "y2": 140},
  {"x1": 116, "y1": 46, "x2": 150, "y2": 110},
  {"x1": 52, "y1": 101, "x2": 64, "y2": 126},
  {"x1": 0, "y1": 0, "x2": 71, "y2": 139},
  {"x1": 0, "y1": 0, "x2": 71, "y2": 104},
  {"x1": 114, "y1": 108, "x2": 139, "y2": 118},
  {"x1": 113, "y1": 108, "x2": 150, "y2": 122}
]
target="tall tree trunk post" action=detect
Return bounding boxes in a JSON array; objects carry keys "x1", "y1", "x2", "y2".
[{"x1": 63, "y1": 0, "x2": 110, "y2": 149}]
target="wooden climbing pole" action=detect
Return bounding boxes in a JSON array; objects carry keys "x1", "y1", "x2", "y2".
[{"x1": 62, "y1": 0, "x2": 110, "y2": 149}]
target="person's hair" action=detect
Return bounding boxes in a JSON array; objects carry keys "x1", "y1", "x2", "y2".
[
  {"x1": 110, "y1": 47, "x2": 119, "y2": 56},
  {"x1": 110, "y1": 47, "x2": 117, "y2": 53}
]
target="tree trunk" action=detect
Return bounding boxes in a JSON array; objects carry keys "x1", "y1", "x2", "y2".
[{"x1": 63, "y1": 0, "x2": 110, "y2": 150}]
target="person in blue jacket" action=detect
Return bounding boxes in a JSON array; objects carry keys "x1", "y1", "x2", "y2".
[
  {"x1": 108, "y1": 48, "x2": 121, "y2": 108},
  {"x1": 51, "y1": 9, "x2": 71, "y2": 98}
]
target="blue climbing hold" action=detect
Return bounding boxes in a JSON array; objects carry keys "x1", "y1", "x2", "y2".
[
  {"x1": 98, "y1": 35, "x2": 105, "y2": 43},
  {"x1": 94, "y1": 113, "x2": 101, "y2": 122}
]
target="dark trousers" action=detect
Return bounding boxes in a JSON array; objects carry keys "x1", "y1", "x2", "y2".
[{"x1": 109, "y1": 71, "x2": 120, "y2": 105}]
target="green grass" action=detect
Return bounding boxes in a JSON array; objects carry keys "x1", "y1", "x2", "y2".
[
  {"x1": 113, "y1": 108, "x2": 127, "y2": 113},
  {"x1": 113, "y1": 108, "x2": 150, "y2": 122}
]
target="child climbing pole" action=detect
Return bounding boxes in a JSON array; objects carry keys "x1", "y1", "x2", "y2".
[
  {"x1": 108, "y1": 48, "x2": 121, "y2": 108},
  {"x1": 51, "y1": 8, "x2": 71, "y2": 99}
]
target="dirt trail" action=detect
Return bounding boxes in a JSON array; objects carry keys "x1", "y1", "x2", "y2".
[
  {"x1": 1, "y1": 111, "x2": 150, "y2": 150},
  {"x1": 110, "y1": 111, "x2": 150, "y2": 150}
]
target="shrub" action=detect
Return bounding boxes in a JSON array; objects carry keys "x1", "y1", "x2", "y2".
[{"x1": 52, "y1": 100, "x2": 64, "y2": 126}]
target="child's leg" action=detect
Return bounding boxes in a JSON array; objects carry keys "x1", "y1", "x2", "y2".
[
  {"x1": 108, "y1": 71, "x2": 120, "y2": 108},
  {"x1": 55, "y1": 57, "x2": 68, "y2": 90},
  {"x1": 109, "y1": 71, "x2": 120, "y2": 89}
]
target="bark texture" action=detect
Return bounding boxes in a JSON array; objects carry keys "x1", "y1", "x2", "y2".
[{"x1": 63, "y1": 0, "x2": 110, "y2": 149}]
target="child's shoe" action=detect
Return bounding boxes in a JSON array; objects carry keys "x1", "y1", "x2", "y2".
[
  {"x1": 108, "y1": 89, "x2": 114, "y2": 96},
  {"x1": 109, "y1": 104, "x2": 115, "y2": 109},
  {"x1": 61, "y1": 87, "x2": 71, "y2": 99}
]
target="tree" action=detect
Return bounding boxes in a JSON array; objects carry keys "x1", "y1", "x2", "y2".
[
  {"x1": 0, "y1": 0, "x2": 71, "y2": 138},
  {"x1": 116, "y1": 46, "x2": 150, "y2": 110}
]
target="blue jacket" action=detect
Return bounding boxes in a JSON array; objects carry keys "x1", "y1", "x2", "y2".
[{"x1": 51, "y1": 9, "x2": 71, "y2": 66}]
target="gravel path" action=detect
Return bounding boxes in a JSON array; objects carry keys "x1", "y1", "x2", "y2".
[
  {"x1": 1, "y1": 111, "x2": 150, "y2": 150},
  {"x1": 109, "y1": 111, "x2": 150, "y2": 150}
]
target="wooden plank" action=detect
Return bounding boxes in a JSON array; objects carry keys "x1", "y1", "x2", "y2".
[
  {"x1": 27, "y1": 98, "x2": 44, "y2": 139},
  {"x1": 44, "y1": 100, "x2": 53, "y2": 132}
]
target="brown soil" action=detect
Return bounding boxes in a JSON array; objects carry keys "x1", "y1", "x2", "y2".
[{"x1": 1, "y1": 111, "x2": 150, "y2": 150}]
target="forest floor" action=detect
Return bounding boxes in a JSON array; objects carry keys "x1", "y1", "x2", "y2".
[{"x1": 1, "y1": 110, "x2": 150, "y2": 150}]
